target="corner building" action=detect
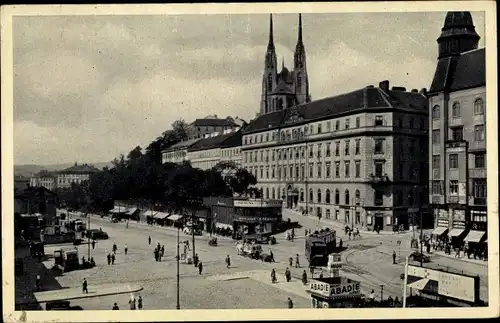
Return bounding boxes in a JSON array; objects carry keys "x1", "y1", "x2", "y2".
[
  {"x1": 428, "y1": 12, "x2": 487, "y2": 247},
  {"x1": 242, "y1": 81, "x2": 429, "y2": 231}
]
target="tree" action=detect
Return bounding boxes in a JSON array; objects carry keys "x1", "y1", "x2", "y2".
[{"x1": 212, "y1": 161, "x2": 256, "y2": 196}]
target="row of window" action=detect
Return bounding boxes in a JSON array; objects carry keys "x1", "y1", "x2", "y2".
[
  {"x1": 431, "y1": 98, "x2": 485, "y2": 119},
  {"x1": 432, "y1": 152, "x2": 486, "y2": 171},
  {"x1": 243, "y1": 138, "x2": 385, "y2": 163},
  {"x1": 221, "y1": 148, "x2": 241, "y2": 157},
  {"x1": 431, "y1": 179, "x2": 486, "y2": 199},
  {"x1": 244, "y1": 115, "x2": 424, "y2": 145},
  {"x1": 431, "y1": 125, "x2": 485, "y2": 144}
]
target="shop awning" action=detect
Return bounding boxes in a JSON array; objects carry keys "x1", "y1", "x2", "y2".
[
  {"x1": 464, "y1": 230, "x2": 486, "y2": 243},
  {"x1": 126, "y1": 208, "x2": 138, "y2": 215},
  {"x1": 153, "y1": 212, "x2": 169, "y2": 220},
  {"x1": 449, "y1": 228, "x2": 465, "y2": 237},
  {"x1": 109, "y1": 207, "x2": 128, "y2": 214},
  {"x1": 168, "y1": 214, "x2": 184, "y2": 221},
  {"x1": 431, "y1": 227, "x2": 448, "y2": 236}
]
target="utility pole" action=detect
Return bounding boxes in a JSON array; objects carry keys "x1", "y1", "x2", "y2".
[
  {"x1": 402, "y1": 255, "x2": 409, "y2": 308},
  {"x1": 192, "y1": 210, "x2": 196, "y2": 261},
  {"x1": 420, "y1": 209, "x2": 424, "y2": 267},
  {"x1": 176, "y1": 224, "x2": 180, "y2": 310},
  {"x1": 380, "y1": 284, "x2": 384, "y2": 302},
  {"x1": 87, "y1": 213, "x2": 91, "y2": 260}
]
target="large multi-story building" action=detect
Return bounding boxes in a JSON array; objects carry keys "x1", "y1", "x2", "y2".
[
  {"x1": 55, "y1": 163, "x2": 100, "y2": 189},
  {"x1": 162, "y1": 130, "x2": 242, "y2": 169},
  {"x1": 242, "y1": 81, "x2": 429, "y2": 232},
  {"x1": 427, "y1": 12, "x2": 487, "y2": 246},
  {"x1": 260, "y1": 14, "x2": 311, "y2": 115},
  {"x1": 29, "y1": 170, "x2": 57, "y2": 191}
]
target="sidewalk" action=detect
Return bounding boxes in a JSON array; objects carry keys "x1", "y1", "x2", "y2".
[
  {"x1": 247, "y1": 270, "x2": 311, "y2": 300},
  {"x1": 432, "y1": 250, "x2": 488, "y2": 267}
]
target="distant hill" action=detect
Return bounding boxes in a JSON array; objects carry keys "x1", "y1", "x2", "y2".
[{"x1": 14, "y1": 162, "x2": 113, "y2": 178}]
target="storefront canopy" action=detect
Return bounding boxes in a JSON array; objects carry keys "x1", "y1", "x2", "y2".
[
  {"x1": 126, "y1": 208, "x2": 138, "y2": 215},
  {"x1": 431, "y1": 226, "x2": 448, "y2": 236},
  {"x1": 449, "y1": 228, "x2": 465, "y2": 237},
  {"x1": 153, "y1": 212, "x2": 169, "y2": 220},
  {"x1": 464, "y1": 230, "x2": 486, "y2": 243},
  {"x1": 168, "y1": 214, "x2": 184, "y2": 221},
  {"x1": 109, "y1": 207, "x2": 129, "y2": 214}
]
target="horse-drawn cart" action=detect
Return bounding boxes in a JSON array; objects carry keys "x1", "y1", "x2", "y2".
[
  {"x1": 208, "y1": 237, "x2": 218, "y2": 246},
  {"x1": 236, "y1": 242, "x2": 262, "y2": 260}
]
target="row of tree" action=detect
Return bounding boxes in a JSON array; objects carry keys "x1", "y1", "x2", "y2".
[{"x1": 57, "y1": 120, "x2": 259, "y2": 214}]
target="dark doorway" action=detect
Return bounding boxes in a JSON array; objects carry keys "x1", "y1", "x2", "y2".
[{"x1": 375, "y1": 216, "x2": 384, "y2": 230}]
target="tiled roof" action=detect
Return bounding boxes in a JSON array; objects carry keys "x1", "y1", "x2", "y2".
[
  {"x1": 243, "y1": 84, "x2": 425, "y2": 134},
  {"x1": 59, "y1": 164, "x2": 100, "y2": 174},
  {"x1": 164, "y1": 138, "x2": 201, "y2": 152},
  {"x1": 450, "y1": 48, "x2": 485, "y2": 91},
  {"x1": 191, "y1": 118, "x2": 237, "y2": 127},
  {"x1": 429, "y1": 48, "x2": 485, "y2": 93},
  {"x1": 220, "y1": 131, "x2": 242, "y2": 149},
  {"x1": 188, "y1": 131, "x2": 241, "y2": 152},
  {"x1": 33, "y1": 170, "x2": 56, "y2": 178}
]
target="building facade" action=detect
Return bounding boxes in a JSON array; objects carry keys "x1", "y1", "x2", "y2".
[
  {"x1": 55, "y1": 163, "x2": 100, "y2": 189},
  {"x1": 428, "y1": 12, "x2": 487, "y2": 244},
  {"x1": 260, "y1": 14, "x2": 311, "y2": 115},
  {"x1": 29, "y1": 171, "x2": 57, "y2": 191},
  {"x1": 162, "y1": 138, "x2": 201, "y2": 164},
  {"x1": 188, "y1": 130, "x2": 242, "y2": 170},
  {"x1": 187, "y1": 115, "x2": 240, "y2": 140},
  {"x1": 242, "y1": 81, "x2": 429, "y2": 231}
]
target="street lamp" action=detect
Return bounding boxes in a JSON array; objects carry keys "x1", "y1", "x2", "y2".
[{"x1": 175, "y1": 221, "x2": 181, "y2": 310}]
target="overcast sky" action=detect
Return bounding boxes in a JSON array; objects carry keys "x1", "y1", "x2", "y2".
[{"x1": 13, "y1": 11, "x2": 485, "y2": 165}]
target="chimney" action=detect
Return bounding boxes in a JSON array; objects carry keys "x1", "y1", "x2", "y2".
[
  {"x1": 379, "y1": 80, "x2": 389, "y2": 92},
  {"x1": 411, "y1": 89, "x2": 418, "y2": 93},
  {"x1": 420, "y1": 88, "x2": 427, "y2": 96}
]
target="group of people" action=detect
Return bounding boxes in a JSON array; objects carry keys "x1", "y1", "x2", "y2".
[
  {"x1": 111, "y1": 295, "x2": 143, "y2": 310},
  {"x1": 270, "y1": 267, "x2": 293, "y2": 283},
  {"x1": 344, "y1": 225, "x2": 361, "y2": 240},
  {"x1": 288, "y1": 254, "x2": 300, "y2": 268}
]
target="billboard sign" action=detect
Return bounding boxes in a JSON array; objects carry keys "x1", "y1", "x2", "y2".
[{"x1": 407, "y1": 265, "x2": 478, "y2": 303}]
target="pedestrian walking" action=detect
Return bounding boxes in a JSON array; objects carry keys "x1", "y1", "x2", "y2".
[
  {"x1": 137, "y1": 296, "x2": 143, "y2": 310},
  {"x1": 302, "y1": 270, "x2": 308, "y2": 285},
  {"x1": 82, "y1": 278, "x2": 88, "y2": 294},
  {"x1": 270, "y1": 250, "x2": 275, "y2": 262},
  {"x1": 339, "y1": 238, "x2": 343, "y2": 249},
  {"x1": 112, "y1": 302, "x2": 119, "y2": 310},
  {"x1": 348, "y1": 231, "x2": 352, "y2": 240},
  {"x1": 287, "y1": 297, "x2": 294, "y2": 308},
  {"x1": 36, "y1": 274, "x2": 41, "y2": 291},
  {"x1": 148, "y1": 236, "x2": 151, "y2": 245},
  {"x1": 111, "y1": 253, "x2": 116, "y2": 265},
  {"x1": 226, "y1": 255, "x2": 231, "y2": 268},
  {"x1": 113, "y1": 243, "x2": 117, "y2": 254},
  {"x1": 285, "y1": 267, "x2": 291, "y2": 282},
  {"x1": 271, "y1": 269, "x2": 277, "y2": 284},
  {"x1": 198, "y1": 262, "x2": 203, "y2": 275},
  {"x1": 129, "y1": 297, "x2": 136, "y2": 310},
  {"x1": 305, "y1": 229, "x2": 308, "y2": 237},
  {"x1": 392, "y1": 251, "x2": 397, "y2": 264},
  {"x1": 194, "y1": 253, "x2": 199, "y2": 267},
  {"x1": 161, "y1": 245, "x2": 165, "y2": 257},
  {"x1": 91, "y1": 240, "x2": 96, "y2": 249},
  {"x1": 295, "y1": 254, "x2": 300, "y2": 268},
  {"x1": 154, "y1": 249, "x2": 158, "y2": 262},
  {"x1": 124, "y1": 244, "x2": 128, "y2": 255},
  {"x1": 107, "y1": 253, "x2": 111, "y2": 265},
  {"x1": 289, "y1": 256, "x2": 293, "y2": 267}
]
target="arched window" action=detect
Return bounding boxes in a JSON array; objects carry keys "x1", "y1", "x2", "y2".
[
  {"x1": 452, "y1": 102, "x2": 461, "y2": 118},
  {"x1": 267, "y1": 74, "x2": 273, "y2": 91},
  {"x1": 355, "y1": 190, "x2": 360, "y2": 205},
  {"x1": 317, "y1": 189, "x2": 322, "y2": 203},
  {"x1": 345, "y1": 189, "x2": 350, "y2": 205},
  {"x1": 432, "y1": 105, "x2": 440, "y2": 119},
  {"x1": 474, "y1": 98, "x2": 484, "y2": 115},
  {"x1": 272, "y1": 188, "x2": 276, "y2": 199},
  {"x1": 265, "y1": 187, "x2": 269, "y2": 199},
  {"x1": 309, "y1": 189, "x2": 313, "y2": 202},
  {"x1": 300, "y1": 188, "x2": 304, "y2": 202},
  {"x1": 335, "y1": 189, "x2": 340, "y2": 204},
  {"x1": 326, "y1": 189, "x2": 331, "y2": 204}
]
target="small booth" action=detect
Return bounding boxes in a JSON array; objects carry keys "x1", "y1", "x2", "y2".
[
  {"x1": 232, "y1": 199, "x2": 282, "y2": 238},
  {"x1": 309, "y1": 277, "x2": 364, "y2": 308},
  {"x1": 166, "y1": 214, "x2": 185, "y2": 227},
  {"x1": 153, "y1": 212, "x2": 169, "y2": 226}
]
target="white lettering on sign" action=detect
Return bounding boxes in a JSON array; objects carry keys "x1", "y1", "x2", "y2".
[
  {"x1": 330, "y1": 283, "x2": 361, "y2": 297},
  {"x1": 234, "y1": 199, "x2": 283, "y2": 208},
  {"x1": 309, "y1": 281, "x2": 330, "y2": 297}
]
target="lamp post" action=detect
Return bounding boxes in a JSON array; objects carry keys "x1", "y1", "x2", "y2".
[{"x1": 176, "y1": 224, "x2": 180, "y2": 310}]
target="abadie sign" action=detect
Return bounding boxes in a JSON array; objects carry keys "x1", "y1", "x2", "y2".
[
  {"x1": 330, "y1": 282, "x2": 361, "y2": 298},
  {"x1": 309, "y1": 281, "x2": 331, "y2": 297}
]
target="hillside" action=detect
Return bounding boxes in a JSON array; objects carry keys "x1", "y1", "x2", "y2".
[{"x1": 14, "y1": 162, "x2": 112, "y2": 178}]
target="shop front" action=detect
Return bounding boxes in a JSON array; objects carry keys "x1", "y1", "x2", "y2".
[
  {"x1": 465, "y1": 208, "x2": 487, "y2": 260},
  {"x1": 309, "y1": 277, "x2": 363, "y2": 308},
  {"x1": 449, "y1": 208, "x2": 467, "y2": 249},
  {"x1": 431, "y1": 208, "x2": 450, "y2": 243},
  {"x1": 233, "y1": 199, "x2": 282, "y2": 237}
]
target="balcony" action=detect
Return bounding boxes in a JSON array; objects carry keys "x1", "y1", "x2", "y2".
[{"x1": 369, "y1": 173, "x2": 391, "y2": 185}]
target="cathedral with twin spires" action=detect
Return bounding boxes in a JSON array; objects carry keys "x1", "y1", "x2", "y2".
[{"x1": 259, "y1": 14, "x2": 311, "y2": 116}]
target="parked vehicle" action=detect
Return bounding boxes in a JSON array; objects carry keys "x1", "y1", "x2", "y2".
[
  {"x1": 244, "y1": 232, "x2": 276, "y2": 245},
  {"x1": 410, "y1": 252, "x2": 431, "y2": 263},
  {"x1": 183, "y1": 226, "x2": 202, "y2": 236},
  {"x1": 85, "y1": 229, "x2": 109, "y2": 240},
  {"x1": 53, "y1": 248, "x2": 80, "y2": 271},
  {"x1": 208, "y1": 237, "x2": 218, "y2": 246},
  {"x1": 305, "y1": 229, "x2": 336, "y2": 267},
  {"x1": 29, "y1": 241, "x2": 45, "y2": 257}
]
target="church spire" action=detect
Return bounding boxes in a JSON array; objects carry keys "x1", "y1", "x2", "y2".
[
  {"x1": 298, "y1": 13, "x2": 303, "y2": 44},
  {"x1": 267, "y1": 14, "x2": 275, "y2": 50}
]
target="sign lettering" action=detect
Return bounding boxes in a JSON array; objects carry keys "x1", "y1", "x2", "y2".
[
  {"x1": 330, "y1": 283, "x2": 361, "y2": 297},
  {"x1": 309, "y1": 282, "x2": 330, "y2": 297},
  {"x1": 234, "y1": 199, "x2": 283, "y2": 208}
]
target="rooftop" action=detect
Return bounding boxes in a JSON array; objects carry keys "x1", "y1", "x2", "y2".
[
  {"x1": 192, "y1": 118, "x2": 238, "y2": 127},
  {"x1": 243, "y1": 81, "x2": 427, "y2": 134},
  {"x1": 163, "y1": 137, "x2": 202, "y2": 152},
  {"x1": 58, "y1": 163, "x2": 100, "y2": 174},
  {"x1": 429, "y1": 48, "x2": 485, "y2": 93},
  {"x1": 188, "y1": 130, "x2": 241, "y2": 152}
]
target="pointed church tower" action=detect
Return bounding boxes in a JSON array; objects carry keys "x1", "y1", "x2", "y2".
[
  {"x1": 260, "y1": 14, "x2": 278, "y2": 115},
  {"x1": 293, "y1": 14, "x2": 310, "y2": 104},
  {"x1": 437, "y1": 11, "x2": 480, "y2": 59}
]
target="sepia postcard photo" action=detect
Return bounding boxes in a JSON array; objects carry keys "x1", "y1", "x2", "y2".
[{"x1": 1, "y1": 1, "x2": 498, "y2": 322}]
